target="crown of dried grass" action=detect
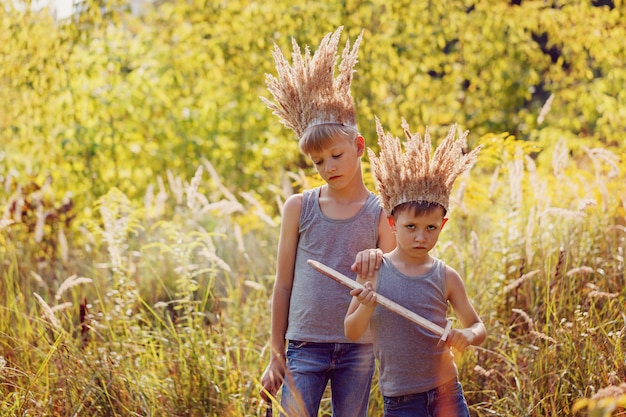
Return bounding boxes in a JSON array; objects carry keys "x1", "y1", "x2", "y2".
[
  {"x1": 369, "y1": 117, "x2": 482, "y2": 215},
  {"x1": 261, "y1": 26, "x2": 363, "y2": 139}
]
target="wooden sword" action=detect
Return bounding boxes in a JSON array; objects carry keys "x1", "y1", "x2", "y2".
[{"x1": 307, "y1": 259, "x2": 452, "y2": 343}]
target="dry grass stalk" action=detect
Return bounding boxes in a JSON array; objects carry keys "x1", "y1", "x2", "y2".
[
  {"x1": 584, "y1": 146, "x2": 620, "y2": 178},
  {"x1": 58, "y1": 228, "x2": 68, "y2": 264},
  {"x1": 525, "y1": 206, "x2": 537, "y2": 265},
  {"x1": 55, "y1": 275, "x2": 93, "y2": 301},
  {"x1": 202, "y1": 247, "x2": 232, "y2": 273},
  {"x1": 487, "y1": 165, "x2": 500, "y2": 200},
  {"x1": 530, "y1": 330, "x2": 557, "y2": 344},
  {"x1": 33, "y1": 292, "x2": 61, "y2": 330},
  {"x1": 507, "y1": 147, "x2": 524, "y2": 211},
  {"x1": 232, "y1": 222, "x2": 245, "y2": 254},
  {"x1": 587, "y1": 290, "x2": 618, "y2": 300},
  {"x1": 50, "y1": 302, "x2": 72, "y2": 313},
  {"x1": 537, "y1": 93, "x2": 554, "y2": 124},
  {"x1": 503, "y1": 270, "x2": 541, "y2": 294},
  {"x1": 200, "y1": 200, "x2": 244, "y2": 216},
  {"x1": 551, "y1": 247, "x2": 566, "y2": 289},
  {"x1": 166, "y1": 169, "x2": 184, "y2": 205},
  {"x1": 577, "y1": 198, "x2": 597, "y2": 211},
  {"x1": 34, "y1": 204, "x2": 45, "y2": 242},
  {"x1": 566, "y1": 266, "x2": 594, "y2": 277},
  {"x1": 0, "y1": 218, "x2": 13, "y2": 230},
  {"x1": 540, "y1": 207, "x2": 585, "y2": 222},
  {"x1": 591, "y1": 383, "x2": 626, "y2": 401},
  {"x1": 474, "y1": 365, "x2": 495, "y2": 378},
  {"x1": 29, "y1": 271, "x2": 48, "y2": 288},
  {"x1": 186, "y1": 166, "x2": 206, "y2": 212},
  {"x1": 551, "y1": 137, "x2": 570, "y2": 178},
  {"x1": 243, "y1": 280, "x2": 265, "y2": 291},
  {"x1": 470, "y1": 231, "x2": 480, "y2": 260},
  {"x1": 239, "y1": 191, "x2": 277, "y2": 227},
  {"x1": 512, "y1": 308, "x2": 535, "y2": 331}
]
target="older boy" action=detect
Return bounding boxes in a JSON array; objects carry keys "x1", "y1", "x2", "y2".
[{"x1": 260, "y1": 28, "x2": 395, "y2": 417}]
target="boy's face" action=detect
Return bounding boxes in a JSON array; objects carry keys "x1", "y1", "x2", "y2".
[
  {"x1": 307, "y1": 135, "x2": 364, "y2": 186},
  {"x1": 389, "y1": 206, "x2": 447, "y2": 257}
]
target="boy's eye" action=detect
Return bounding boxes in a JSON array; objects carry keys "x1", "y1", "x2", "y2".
[
  {"x1": 333, "y1": 153, "x2": 343, "y2": 158},
  {"x1": 427, "y1": 225, "x2": 437, "y2": 230}
]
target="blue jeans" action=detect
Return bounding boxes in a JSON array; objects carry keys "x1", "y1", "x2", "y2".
[
  {"x1": 383, "y1": 378, "x2": 470, "y2": 417},
  {"x1": 280, "y1": 340, "x2": 375, "y2": 417}
]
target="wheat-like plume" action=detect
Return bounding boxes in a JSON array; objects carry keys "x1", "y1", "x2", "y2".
[
  {"x1": 369, "y1": 117, "x2": 482, "y2": 215},
  {"x1": 512, "y1": 308, "x2": 535, "y2": 331},
  {"x1": 33, "y1": 292, "x2": 61, "y2": 330},
  {"x1": 503, "y1": 270, "x2": 541, "y2": 294},
  {"x1": 55, "y1": 275, "x2": 93, "y2": 301},
  {"x1": 261, "y1": 26, "x2": 363, "y2": 138},
  {"x1": 591, "y1": 383, "x2": 626, "y2": 400}
]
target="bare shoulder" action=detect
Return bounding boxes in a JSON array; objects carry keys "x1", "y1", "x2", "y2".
[
  {"x1": 443, "y1": 263, "x2": 462, "y2": 280},
  {"x1": 443, "y1": 263, "x2": 467, "y2": 300},
  {"x1": 282, "y1": 193, "x2": 303, "y2": 215}
]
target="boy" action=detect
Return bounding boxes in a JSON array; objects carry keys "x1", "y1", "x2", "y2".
[
  {"x1": 345, "y1": 118, "x2": 487, "y2": 416},
  {"x1": 259, "y1": 28, "x2": 395, "y2": 416}
]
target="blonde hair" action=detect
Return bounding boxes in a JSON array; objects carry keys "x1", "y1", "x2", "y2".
[{"x1": 299, "y1": 123, "x2": 359, "y2": 155}]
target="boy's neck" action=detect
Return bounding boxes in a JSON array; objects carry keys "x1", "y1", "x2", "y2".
[
  {"x1": 320, "y1": 183, "x2": 369, "y2": 204},
  {"x1": 318, "y1": 184, "x2": 370, "y2": 220},
  {"x1": 388, "y1": 251, "x2": 434, "y2": 276}
]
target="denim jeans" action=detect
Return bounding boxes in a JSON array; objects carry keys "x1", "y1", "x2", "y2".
[
  {"x1": 280, "y1": 340, "x2": 375, "y2": 417},
  {"x1": 382, "y1": 378, "x2": 470, "y2": 417}
]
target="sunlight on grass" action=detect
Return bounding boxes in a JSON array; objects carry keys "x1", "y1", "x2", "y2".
[{"x1": 1, "y1": 136, "x2": 625, "y2": 416}]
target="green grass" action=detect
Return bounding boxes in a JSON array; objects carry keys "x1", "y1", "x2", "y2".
[{"x1": 1, "y1": 146, "x2": 625, "y2": 416}]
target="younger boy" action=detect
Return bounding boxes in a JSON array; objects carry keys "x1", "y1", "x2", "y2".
[{"x1": 345, "y1": 118, "x2": 487, "y2": 416}]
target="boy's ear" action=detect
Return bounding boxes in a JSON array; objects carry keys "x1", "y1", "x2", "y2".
[
  {"x1": 387, "y1": 216, "x2": 396, "y2": 230},
  {"x1": 355, "y1": 135, "x2": 365, "y2": 156},
  {"x1": 441, "y1": 218, "x2": 448, "y2": 229}
]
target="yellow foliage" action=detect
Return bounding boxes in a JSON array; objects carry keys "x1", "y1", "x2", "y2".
[{"x1": 1, "y1": 0, "x2": 625, "y2": 225}]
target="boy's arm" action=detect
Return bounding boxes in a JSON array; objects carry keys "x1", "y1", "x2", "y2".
[
  {"x1": 344, "y1": 277, "x2": 378, "y2": 341},
  {"x1": 445, "y1": 266, "x2": 487, "y2": 351},
  {"x1": 260, "y1": 194, "x2": 301, "y2": 400}
]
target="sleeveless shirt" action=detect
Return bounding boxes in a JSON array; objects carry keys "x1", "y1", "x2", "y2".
[
  {"x1": 285, "y1": 187, "x2": 382, "y2": 344},
  {"x1": 371, "y1": 256, "x2": 458, "y2": 397}
]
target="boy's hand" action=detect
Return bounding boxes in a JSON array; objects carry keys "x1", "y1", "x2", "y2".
[
  {"x1": 350, "y1": 281, "x2": 377, "y2": 307},
  {"x1": 351, "y1": 248, "x2": 383, "y2": 278},
  {"x1": 445, "y1": 328, "x2": 473, "y2": 352},
  {"x1": 260, "y1": 358, "x2": 285, "y2": 401}
]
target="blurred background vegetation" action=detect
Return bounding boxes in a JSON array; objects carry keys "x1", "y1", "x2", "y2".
[{"x1": 1, "y1": 0, "x2": 625, "y2": 416}]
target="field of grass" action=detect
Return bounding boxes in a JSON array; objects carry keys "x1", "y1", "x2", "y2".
[
  {"x1": 1, "y1": 144, "x2": 625, "y2": 417},
  {"x1": 2, "y1": 0, "x2": 626, "y2": 415}
]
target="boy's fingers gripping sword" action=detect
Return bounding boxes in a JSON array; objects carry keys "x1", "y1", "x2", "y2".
[{"x1": 307, "y1": 259, "x2": 452, "y2": 344}]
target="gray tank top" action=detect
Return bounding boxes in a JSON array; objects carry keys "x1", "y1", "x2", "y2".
[
  {"x1": 371, "y1": 257, "x2": 458, "y2": 397},
  {"x1": 285, "y1": 187, "x2": 382, "y2": 344}
]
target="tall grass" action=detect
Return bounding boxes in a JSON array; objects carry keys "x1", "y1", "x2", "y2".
[
  {"x1": 1, "y1": 141, "x2": 625, "y2": 416},
  {"x1": 1, "y1": 160, "x2": 278, "y2": 416}
]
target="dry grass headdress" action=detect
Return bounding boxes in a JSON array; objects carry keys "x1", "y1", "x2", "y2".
[
  {"x1": 261, "y1": 26, "x2": 363, "y2": 139},
  {"x1": 369, "y1": 117, "x2": 482, "y2": 215}
]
